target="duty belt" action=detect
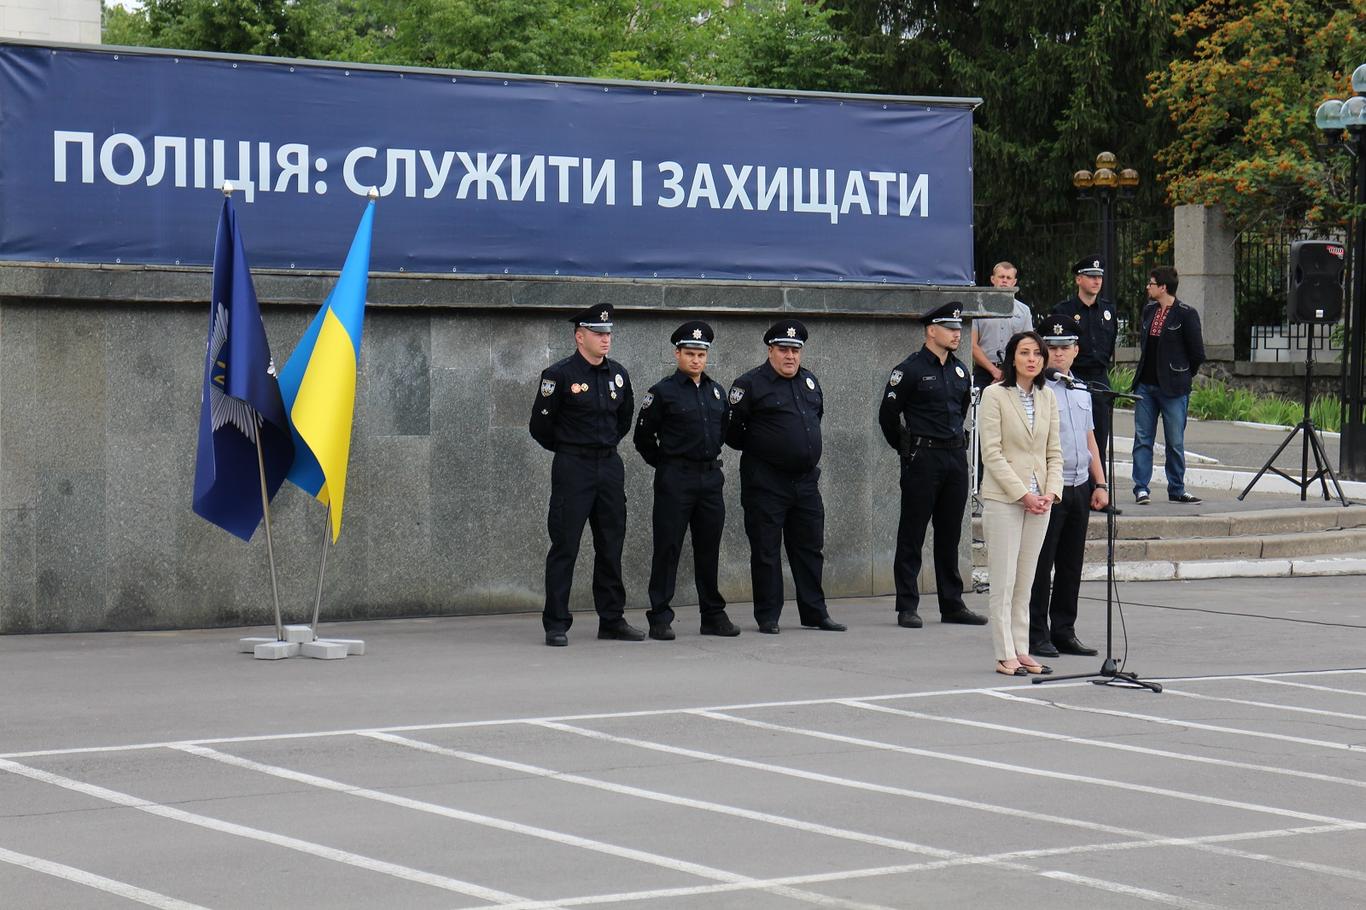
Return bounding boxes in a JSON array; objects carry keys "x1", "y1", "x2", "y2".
[
  {"x1": 557, "y1": 444, "x2": 617, "y2": 458},
  {"x1": 659, "y1": 456, "x2": 722, "y2": 470},
  {"x1": 907, "y1": 434, "x2": 967, "y2": 450}
]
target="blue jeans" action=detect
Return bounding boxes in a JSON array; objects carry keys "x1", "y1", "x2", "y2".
[{"x1": 1131, "y1": 383, "x2": 1189, "y2": 497}]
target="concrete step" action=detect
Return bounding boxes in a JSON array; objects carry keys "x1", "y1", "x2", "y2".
[
  {"x1": 1081, "y1": 506, "x2": 1366, "y2": 540},
  {"x1": 1079, "y1": 553, "x2": 1366, "y2": 582},
  {"x1": 1081, "y1": 527, "x2": 1366, "y2": 563}
]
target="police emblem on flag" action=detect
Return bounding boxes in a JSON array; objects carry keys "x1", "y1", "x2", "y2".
[
  {"x1": 729, "y1": 386, "x2": 744, "y2": 404},
  {"x1": 540, "y1": 378, "x2": 556, "y2": 397},
  {"x1": 889, "y1": 370, "x2": 903, "y2": 387}
]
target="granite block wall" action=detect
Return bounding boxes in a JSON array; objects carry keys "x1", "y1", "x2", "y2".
[{"x1": 0, "y1": 265, "x2": 1010, "y2": 632}]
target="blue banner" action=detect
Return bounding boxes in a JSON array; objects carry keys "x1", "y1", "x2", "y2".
[{"x1": 0, "y1": 43, "x2": 975, "y2": 284}]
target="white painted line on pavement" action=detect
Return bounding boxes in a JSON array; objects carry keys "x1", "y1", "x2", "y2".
[
  {"x1": 0, "y1": 758, "x2": 535, "y2": 905},
  {"x1": 1037, "y1": 871, "x2": 1228, "y2": 910},
  {"x1": 176, "y1": 744, "x2": 894, "y2": 910},
  {"x1": 1246, "y1": 677, "x2": 1366, "y2": 696},
  {"x1": 694, "y1": 710, "x2": 1362, "y2": 827},
  {"x1": 1165, "y1": 688, "x2": 1366, "y2": 720},
  {"x1": 844, "y1": 700, "x2": 1366, "y2": 790},
  {"x1": 2, "y1": 668, "x2": 1364, "y2": 762},
  {"x1": 0, "y1": 846, "x2": 211, "y2": 910},
  {"x1": 988, "y1": 690, "x2": 1366, "y2": 753}
]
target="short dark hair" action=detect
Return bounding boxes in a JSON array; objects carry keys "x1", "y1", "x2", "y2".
[
  {"x1": 999, "y1": 331, "x2": 1046, "y2": 389},
  {"x1": 1150, "y1": 266, "x2": 1179, "y2": 295}
]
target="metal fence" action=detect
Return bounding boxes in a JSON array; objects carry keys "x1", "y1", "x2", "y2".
[
  {"x1": 1234, "y1": 228, "x2": 1347, "y2": 360},
  {"x1": 981, "y1": 212, "x2": 1174, "y2": 345}
]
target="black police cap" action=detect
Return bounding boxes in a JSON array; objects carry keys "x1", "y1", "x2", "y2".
[
  {"x1": 921, "y1": 301, "x2": 964, "y2": 329},
  {"x1": 764, "y1": 319, "x2": 808, "y2": 347},
  {"x1": 671, "y1": 320, "x2": 714, "y2": 349},
  {"x1": 1039, "y1": 313, "x2": 1080, "y2": 346},
  {"x1": 569, "y1": 303, "x2": 614, "y2": 332},
  {"x1": 1073, "y1": 256, "x2": 1104, "y2": 276}
]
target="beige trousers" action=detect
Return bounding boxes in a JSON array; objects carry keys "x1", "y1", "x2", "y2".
[{"x1": 982, "y1": 499, "x2": 1051, "y2": 661}]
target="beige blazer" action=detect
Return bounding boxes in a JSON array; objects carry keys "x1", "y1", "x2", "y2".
[{"x1": 978, "y1": 382, "x2": 1064, "y2": 504}]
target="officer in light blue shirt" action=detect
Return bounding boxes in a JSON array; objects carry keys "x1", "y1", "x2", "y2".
[{"x1": 1027, "y1": 315, "x2": 1109, "y2": 659}]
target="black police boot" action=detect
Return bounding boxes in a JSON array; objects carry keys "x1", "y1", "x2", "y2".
[
  {"x1": 598, "y1": 620, "x2": 646, "y2": 641},
  {"x1": 648, "y1": 621, "x2": 675, "y2": 641},
  {"x1": 700, "y1": 613, "x2": 741, "y2": 637}
]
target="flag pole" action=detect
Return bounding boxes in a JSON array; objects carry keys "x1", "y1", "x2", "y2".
[
  {"x1": 254, "y1": 425, "x2": 285, "y2": 642},
  {"x1": 308, "y1": 504, "x2": 331, "y2": 635}
]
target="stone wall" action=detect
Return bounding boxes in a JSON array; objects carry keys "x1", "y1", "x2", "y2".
[
  {"x1": 0, "y1": 0, "x2": 100, "y2": 44},
  {"x1": 0, "y1": 263, "x2": 1011, "y2": 633}
]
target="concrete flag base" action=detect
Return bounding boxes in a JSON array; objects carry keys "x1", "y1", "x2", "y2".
[
  {"x1": 283, "y1": 624, "x2": 315, "y2": 643},
  {"x1": 300, "y1": 640, "x2": 348, "y2": 659},
  {"x1": 253, "y1": 641, "x2": 301, "y2": 660}
]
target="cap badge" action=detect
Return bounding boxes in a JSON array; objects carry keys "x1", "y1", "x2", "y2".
[
  {"x1": 540, "y1": 379, "x2": 556, "y2": 398},
  {"x1": 614, "y1": 374, "x2": 624, "y2": 388},
  {"x1": 786, "y1": 327, "x2": 797, "y2": 338},
  {"x1": 1093, "y1": 260, "x2": 1100, "y2": 269},
  {"x1": 692, "y1": 328, "x2": 703, "y2": 340},
  {"x1": 952, "y1": 308, "x2": 961, "y2": 319},
  {"x1": 889, "y1": 369, "x2": 903, "y2": 387},
  {"x1": 599, "y1": 310, "x2": 609, "y2": 322},
  {"x1": 805, "y1": 377, "x2": 816, "y2": 390},
  {"x1": 729, "y1": 386, "x2": 745, "y2": 404}
]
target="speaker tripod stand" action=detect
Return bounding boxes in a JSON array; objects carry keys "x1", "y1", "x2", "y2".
[
  {"x1": 1238, "y1": 322, "x2": 1349, "y2": 506},
  {"x1": 1034, "y1": 384, "x2": 1161, "y2": 692}
]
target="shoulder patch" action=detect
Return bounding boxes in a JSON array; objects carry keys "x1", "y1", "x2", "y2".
[
  {"x1": 729, "y1": 386, "x2": 745, "y2": 405},
  {"x1": 889, "y1": 369, "x2": 903, "y2": 387},
  {"x1": 540, "y1": 378, "x2": 556, "y2": 398},
  {"x1": 641, "y1": 392, "x2": 654, "y2": 409}
]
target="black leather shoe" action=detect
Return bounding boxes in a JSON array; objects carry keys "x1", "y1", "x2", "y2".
[
  {"x1": 598, "y1": 621, "x2": 646, "y2": 641},
  {"x1": 1053, "y1": 635, "x2": 1098, "y2": 656},
  {"x1": 1030, "y1": 641, "x2": 1060, "y2": 658},
  {"x1": 806, "y1": 618, "x2": 847, "y2": 632},
  {"x1": 545, "y1": 632, "x2": 568, "y2": 647},
  {"x1": 897, "y1": 611, "x2": 923, "y2": 629},
  {"x1": 700, "y1": 614, "x2": 741, "y2": 637},
  {"x1": 941, "y1": 608, "x2": 988, "y2": 625},
  {"x1": 648, "y1": 623, "x2": 675, "y2": 641},
  {"x1": 757, "y1": 621, "x2": 780, "y2": 634}
]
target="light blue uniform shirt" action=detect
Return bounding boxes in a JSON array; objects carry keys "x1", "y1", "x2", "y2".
[{"x1": 1047, "y1": 375, "x2": 1094, "y2": 485}]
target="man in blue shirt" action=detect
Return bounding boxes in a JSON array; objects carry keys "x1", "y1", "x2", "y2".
[{"x1": 1028, "y1": 316, "x2": 1109, "y2": 658}]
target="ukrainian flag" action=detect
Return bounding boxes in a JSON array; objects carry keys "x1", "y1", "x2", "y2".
[{"x1": 279, "y1": 199, "x2": 375, "y2": 542}]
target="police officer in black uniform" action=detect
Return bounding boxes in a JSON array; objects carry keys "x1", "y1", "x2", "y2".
[
  {"x1": 1055, "y1": 256, "x2": 1119, "y2": 469},
  {"x1": 726, "y1": 320, "x2": 845, "y2": 634},
  {"x1": 878, "y1": 301, "x2": 989, "y2": 629},
  {"x1": 530, "y1": 303, "x2": 640, "y2": 647},
  {"x1": 633, "y1": 320, "x2": 739, "y2": 641}
]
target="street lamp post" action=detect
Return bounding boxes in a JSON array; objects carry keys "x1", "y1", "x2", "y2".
[
  {"x1": 1315, "y1": 64, "x2": 1366, "y2": 481},
  {"x1": 1072, "y1": 152, "x2": 1140, "y2": 315}
]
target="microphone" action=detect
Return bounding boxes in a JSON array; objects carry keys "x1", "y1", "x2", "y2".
[{"x1": 1044, "y1": 367, "x2": 1088, "y2": 391}]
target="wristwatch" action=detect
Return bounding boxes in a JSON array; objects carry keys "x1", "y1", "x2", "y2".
[{"x1": 1095, "y1": 483, "x2": 1108, "y2": 489}]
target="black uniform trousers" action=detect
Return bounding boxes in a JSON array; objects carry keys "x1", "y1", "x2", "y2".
[
  {"x1": 543, "y1": 450, "x2": 627, "y2": 634},
  {"x1": 739, "y1": 456, "x2": 830, "y2": 626},
  {"x1": 1028, "y1": 480, "x2": 1091, "y2": 647},
  {"x1": 646, "y1": 460, "x2": 726, "y2": 625},
  {"x1": 893, "y1": 446, "x2": 969, "y2": 616}
]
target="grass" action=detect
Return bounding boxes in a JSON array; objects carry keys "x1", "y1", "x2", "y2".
[{"x1": 1182, "y1": 377, "x2": 1342, "y2": 432}]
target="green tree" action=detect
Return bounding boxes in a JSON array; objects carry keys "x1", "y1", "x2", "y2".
[
  {"x1": 102, "y1": 0, "x2": 346, "y2": 59},
  {"x1": 1147, "y1": 0, "x2": 1366, "y2": 231}
]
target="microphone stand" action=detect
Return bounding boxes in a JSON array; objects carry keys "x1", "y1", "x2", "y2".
[{"x1": 1034, "y1": 383, "x2": 1162, "y2": 692}]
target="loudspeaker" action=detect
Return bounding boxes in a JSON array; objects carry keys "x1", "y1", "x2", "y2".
[{"x1": 1288, "y1": 240, "x2": 1345, "y2": 324}]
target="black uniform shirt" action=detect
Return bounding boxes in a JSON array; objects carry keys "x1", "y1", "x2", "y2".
[
  {"x1": 1055, "y1": 294, "x2": 1118, "y2": 381},
  {"x1": 633, "y1": 369, "x2": 729, "y2": 467},
  {"x1": 724, "y1": 361, "x2": 823, "y2": 473},
  {"x1": 878, "y1": 345, "x2": 971, "y2": 449},
  {"x1": 529, "y1": 350, "x2": 634, "y2": 451}
]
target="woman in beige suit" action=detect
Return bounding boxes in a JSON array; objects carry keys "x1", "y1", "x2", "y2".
[{"x1": 979, "y1": 331, "x2": 1064, "y2": 676}]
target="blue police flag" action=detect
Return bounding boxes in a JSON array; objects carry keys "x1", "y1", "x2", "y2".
[{"x1": 191, "y1": 194, "x2": 295, "y2": 541}]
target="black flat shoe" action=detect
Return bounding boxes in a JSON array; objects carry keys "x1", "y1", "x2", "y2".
[
  {"x1": 942, "y1": 608, "x2": 988, "y2": 625},
  {"x1": 757, "y1": 621, "x2": 780, "y2": 634},
  {"x1": 545, "y1": 632, "x2": 568, "y2": 647},
  {"x1": 1053, "y1": 635, "x2": 1098, "y2": 656},
  {"x1": 897, "y1": 611, "x2": 923, "y2": 629},
  {"x1": 648, "y1": 623, "x2": 675, "y2": 641},
  {"x1": 598, "y1": 621, "x2": 646, "y2": 641},
  {"x1": 700, "y1": 615, "x2": 741, "y2": 637},
  {"x1": 1030, "y1": 641, "x2": 1060, "y2": 659},
  {"x1": 806, "y1": 618, "x2": 846, "y2": 632}
]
